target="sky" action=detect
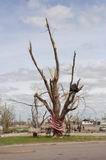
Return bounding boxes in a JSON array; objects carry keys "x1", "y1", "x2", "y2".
[{"x1": 0, "y1": 0, "x2": 106, "y2": 120}]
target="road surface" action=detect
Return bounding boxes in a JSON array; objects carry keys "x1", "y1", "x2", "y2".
[{"x1": 0, "y1": 142, "x2": 106, "y2": 160}]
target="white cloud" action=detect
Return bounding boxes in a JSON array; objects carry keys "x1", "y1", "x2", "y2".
[
  {"x1": 22, "y1": 2, "x2": 106, "y2": 31},
  {"x1": 88, "y1": 88, "x2": 106, "y2": 96},
  {"x1": 46, "y1": 5, "x2": 73, "y2": 20},
  {"x1": 22, "y1": 16, "x2": 45, "y2": 28},
  {"x1": 22, "y1": 3, "x2": 73, "y2": 29},
  {"x1": 83, "y1": 78, "x2": 98, "y2": 84},
  {"x1": 78, "y1": 5, "x2": 106, "y2": 29},
  {"x1": 27, "y1": 0, "x2": 44, "y2": 9}
]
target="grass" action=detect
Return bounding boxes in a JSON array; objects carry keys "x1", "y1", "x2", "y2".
[{"x1": 0, "y1": 135, "x2": 106, "y2": 145}]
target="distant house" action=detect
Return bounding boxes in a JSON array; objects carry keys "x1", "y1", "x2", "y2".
[{"x1": 82, "y1": 119, "x2": 94, "y2": 125}]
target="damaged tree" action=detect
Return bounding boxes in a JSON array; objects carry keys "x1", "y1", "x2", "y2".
[{"x1": 28, "y1": 18, "x2": 83, "y2": 136}]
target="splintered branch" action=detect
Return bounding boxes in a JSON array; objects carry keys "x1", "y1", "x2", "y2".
[
  {"x1": 61, "y1": 53, "x2": 76, "y2": 112},
  {"x1": 76, "y1": 79, "x2": 84, "y2": 92},
  {"x1": 77, "y1": 79, "x2": 80, "y2": 87},
  {"x1": 65, "y1": 52, "x2": 76, "y2": 102},
  {"x1": 60, "y1": 52, "x2": 83, "y2": 120},
  {"x1": 70, "y1": 51, "x2": 76, "y2": 87},
  {"x1": 46, "y1": 18, "x2": 59, "y2": 80},
  {"x1": 29, "y1": 42, "x2": 52, "y2": 101},
  {"x1": 34, "y1": 93, "x2": 52, "y2": 115}
]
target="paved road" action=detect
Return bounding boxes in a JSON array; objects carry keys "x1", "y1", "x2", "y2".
[{"x1": 0, "y1": 142, "x2": 106, "y2": 160}]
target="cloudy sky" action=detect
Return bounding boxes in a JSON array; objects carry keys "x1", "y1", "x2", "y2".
[{"x1": 0, "y1": 0, "x2": 106, "y2": 120}]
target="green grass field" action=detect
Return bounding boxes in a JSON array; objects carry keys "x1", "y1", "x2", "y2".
[{"x1": 0, "y1": 135, "x2": 106, "y2": 145}]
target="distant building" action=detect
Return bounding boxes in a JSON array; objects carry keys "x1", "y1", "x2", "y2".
[{"x1": 82, "y1": 119, "x2": 94, "y2": 125}]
